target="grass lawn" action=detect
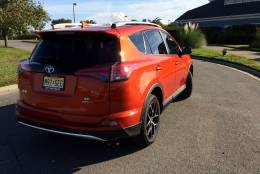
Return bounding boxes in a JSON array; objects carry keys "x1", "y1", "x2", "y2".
[
  {"x1": 224, "y1": 45, "x2": 260, "y2": 52},
  {"x1": 0, "y1": 48, "x2": 31, "y2": 87},
  {"x1": 192, "y1": 48, "x2": 260, "y2": 71}
]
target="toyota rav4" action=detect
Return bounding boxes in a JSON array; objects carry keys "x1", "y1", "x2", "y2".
[{"x1": 16, "y1": 22, "x2": 193, "y2": 146}]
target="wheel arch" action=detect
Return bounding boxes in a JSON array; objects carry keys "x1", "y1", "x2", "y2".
[
  {"x1": 189, "y1": 64, "x2": 193, "y2": 76},
  {"x1": 141, "y1": 83, "x2": 164, "y2": 121}
]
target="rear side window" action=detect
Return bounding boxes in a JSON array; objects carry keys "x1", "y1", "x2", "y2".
[
  {"x1": 160, "y1": 31, "x2": 180, "y2": 55},
  {"x1": 129, "y1": 32, "x2": 146, "y2": 53},
  {"x1": 129, "y1": 32, "x2": 152, "y2": 54},
  {"x1": 144, "y1": 30, "x2": 167, "y2": 54},
  {"x1": 31, "y1": 33, "x2": 119, "y2": 68}
]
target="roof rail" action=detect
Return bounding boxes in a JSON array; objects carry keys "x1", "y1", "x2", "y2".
[{"x1": 111, "y1": 21, "x2": 161, "y2": 28}]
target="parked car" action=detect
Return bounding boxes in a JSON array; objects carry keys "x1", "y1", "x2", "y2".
[{"x1": 16, "y1": 21, "x2": 193, "y2": 146}]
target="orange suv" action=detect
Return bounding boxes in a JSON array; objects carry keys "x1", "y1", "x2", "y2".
[{"x1": 16, "y1": 22, "x2": 193, "y2": 146}]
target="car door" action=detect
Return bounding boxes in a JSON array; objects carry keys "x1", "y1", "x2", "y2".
[
  {"x1": 160, "y1": 31, "x2": 186, "y2": 92},
  {"x1": 144, "y1": 30, "x2": 175, "y2": 101}
]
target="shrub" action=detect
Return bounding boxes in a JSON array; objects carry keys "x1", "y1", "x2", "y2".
[
  {"x1": 165, "y1": 23, "x2": 206, "y2": 48},
  {"x1": 201, "y1": 25, "x2": 257, "y2": 44},
  {"x1": 15, "y1": 33, "x2": 38, "y2": 40},
  {"x1": 167, "y1": 29, "x2": 184, "y2": 44},
  {"x1": 165, "y1": 24, "x2": 185, "y2": 44},
  {"x1": 181, "y1": 30, "x2": 207, "y2": 48},
  {"x1": 250, "y1": 32, "x2": 260, "y2": 48}
]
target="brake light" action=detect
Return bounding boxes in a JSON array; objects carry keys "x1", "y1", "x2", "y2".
[
  {"x1": 110, "y1": 63, "x2": 137, "y2": 82},
  {"x1": 18, "y1": 60, "x2": 31, "y2": 75}
]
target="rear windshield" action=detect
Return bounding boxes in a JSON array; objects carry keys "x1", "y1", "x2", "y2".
[{"x1": 31, "y1": 33, "x2": 119, "y2": 68}]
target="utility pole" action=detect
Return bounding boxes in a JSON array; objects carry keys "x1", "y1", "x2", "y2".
[{"x1": 73, "y1": 3, "x2": 77, "y2": 23}]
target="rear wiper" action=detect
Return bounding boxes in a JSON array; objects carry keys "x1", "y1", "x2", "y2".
[
  {"x1": 37, "y1": 56, "x2": 61, "y2": 61},
  {"x1": 34, "y1": 56, "x2": 61, "y2": 64}
]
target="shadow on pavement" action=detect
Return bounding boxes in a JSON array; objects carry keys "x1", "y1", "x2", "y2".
[
  {"x1": 0, "y1": 104, "x2": 142, "y2": 174},
  {"x1": 254, "y1": 58, "x2": 260, "y2": 62}
]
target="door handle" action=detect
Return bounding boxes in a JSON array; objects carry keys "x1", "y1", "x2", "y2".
[
  {"x1": 156, "y1": 65, "x2": 162, "y2": 71},
  {"x1": 175, "y1": 61, "x2": 180, "y2": 65}
]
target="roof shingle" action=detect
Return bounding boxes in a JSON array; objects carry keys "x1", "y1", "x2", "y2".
[{"x1": 177, "y1": 0, "x2": 260, "y2": 20}]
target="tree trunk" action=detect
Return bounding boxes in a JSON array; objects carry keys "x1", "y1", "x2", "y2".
[{"x1": 3, "y1": 30, "x2": 8, "y2": 48}]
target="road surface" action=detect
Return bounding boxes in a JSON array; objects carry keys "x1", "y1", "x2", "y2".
[{"x1": 0, "y1": 60, "x2": 260, "y2": 174}]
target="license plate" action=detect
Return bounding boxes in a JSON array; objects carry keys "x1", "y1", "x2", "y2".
[{"x1": 43, "y1": 76, "x2": 65, "y2": 91}]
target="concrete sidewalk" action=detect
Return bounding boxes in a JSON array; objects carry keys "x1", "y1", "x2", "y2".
[
  {"x1": 0, "y1": 85, "x2": 18, "y2": 107},
  {"x1": 0, "y1": 40, "x2": 36, "y2": 52},
  {"x1": 206, "y1": 45, "x2": 260, "y2": 62}
]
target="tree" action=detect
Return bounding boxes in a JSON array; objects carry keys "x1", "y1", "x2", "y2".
[
  {"x1": 51, "y1": 18, "x2": 72, "y2": 26},
  {"x1": 151, "y1": 17, "x2": 165, "y2": 27},
  {"x1": 0, "y1": 0, "x2": 49, "y2": 47},
  {"x1": 142, "y1": 19, "x2": 151, "y2": 22}
]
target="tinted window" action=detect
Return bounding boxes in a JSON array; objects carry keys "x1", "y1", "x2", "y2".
[
  {"x1": 161, "y1": 31, "x2": 180, "y2": 55},
  {"x1": 129, "y1": 32, "x2": 146, "y2": 53},
  {"x1": 144, "y1": 30, "x2": 167, "y2": 54},
  {"x1": 31, "y1": 33, "x2": 119, "y2": 68},
  {"x1": 143, "y1": 34, "x2": 152, "y2": 54}
]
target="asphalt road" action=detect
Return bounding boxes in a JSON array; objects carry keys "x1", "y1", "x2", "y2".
[{"x1": 0, "y1": 60, "x2": 260, "y2": 174}]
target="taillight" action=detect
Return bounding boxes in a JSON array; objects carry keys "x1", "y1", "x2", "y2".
[
  {"x1": 18, "y1": 60, "x2": 31, "y2": 75},
  {"x1": 18, "y1": 64, "x2": 23, "y2": 75},
  {"x1": 110, "y1": 63, "x2": 137, "y2": 82},
  {"x1": 17, "y1": 60, "x2": 31, "y2": 89}
]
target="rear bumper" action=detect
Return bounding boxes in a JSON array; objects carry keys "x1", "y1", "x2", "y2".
[
  {"x1": 17, "y1": 117, "x2": 141, "y2": 141},
  {"x1": 16, "y1": 101, "x2": 142, "y2": 141}
]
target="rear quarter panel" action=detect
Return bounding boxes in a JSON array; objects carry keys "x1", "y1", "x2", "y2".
[
  {"x1": 109, "y1": 60, "x2": 158, "y2": 114},
  {"x1": 109, "y1": 35, "x2": 160, "y2": 120}
]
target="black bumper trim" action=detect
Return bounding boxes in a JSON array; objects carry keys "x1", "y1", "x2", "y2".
[{"x1": 17, "y1": 117, "x2": 141, "y2": 141}]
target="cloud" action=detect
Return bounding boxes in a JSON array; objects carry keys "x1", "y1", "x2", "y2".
[{"x1": 44, "y1": 0, "x2": 209, "y2": 23}]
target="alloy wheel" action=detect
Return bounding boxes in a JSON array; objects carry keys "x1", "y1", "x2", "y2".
[{"x1": 145, "y1": 100, "x2": 160, "y2": 141}]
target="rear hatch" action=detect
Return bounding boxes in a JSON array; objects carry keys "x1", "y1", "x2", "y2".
[{"x1": 18, "y1": 32, "x2": 119, "y2": 117}]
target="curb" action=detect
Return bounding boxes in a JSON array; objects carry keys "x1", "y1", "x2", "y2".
[
  {"x1": 0, "y1": 84, "x2": 18, "y2": 94},
  {"x1": 0, "y1": 84, "x2": 18, "y2": 107},
  {"x1": 192, "y1": 56, "x2": 260, "y2": 79},
  {"x1": 21, "y1": 40, "x2": 38, "y2": 44}
]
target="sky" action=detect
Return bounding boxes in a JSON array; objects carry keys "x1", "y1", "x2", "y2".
[{"x1": 42, "y1": 0, "x2": 209, "y2": 25}]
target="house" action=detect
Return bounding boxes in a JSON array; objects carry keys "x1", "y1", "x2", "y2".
[{"x1": 175, "y1": 0, "x2": 260, "y2": 28}]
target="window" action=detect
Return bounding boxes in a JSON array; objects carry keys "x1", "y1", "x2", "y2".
[
  {"x1": 144, "y1": 30, "x2": 167, "y2": 54},
  {"x1": 31, "y1": 33, "x2": 119, "y2": 68},
  {"x1": 160, "y1": 31, "x2": 180, "y2": 55},
  {"x1": 129, "y1": 32, "x2": 152, "y2": 54},
  {"x1": 143, "y1": 34, "x2": 152, "y2": 54},
  {"x1": 129, "y1": 32, "x2": 146, "y2": 53}
]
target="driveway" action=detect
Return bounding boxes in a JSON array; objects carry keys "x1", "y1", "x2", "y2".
[
  {"x1": 206, "y1": 45, "x2": 260, "y2": 62},
  {"x1": 0, "y1": 59, "x2": 260, "y2": 174},
  {"x1": 0, "y1": 40, "x2": 36, "y2": 52}
]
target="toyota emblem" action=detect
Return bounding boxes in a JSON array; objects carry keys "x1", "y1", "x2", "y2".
[{"x1": 44, "y1": 65, "x2": 55, "y2": 74}]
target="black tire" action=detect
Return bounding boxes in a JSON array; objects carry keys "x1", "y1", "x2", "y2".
[
  {"x1": 178, "y1": 71, "x2": 193, "y2": 100},
  {"x1": 136, "y1": 94, "x2": 161, "y2": 147}
]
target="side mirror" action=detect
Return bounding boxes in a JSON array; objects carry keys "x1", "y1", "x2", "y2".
[{"x1": 182, "y1": 47, "x2": 192, "y2": 55}]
